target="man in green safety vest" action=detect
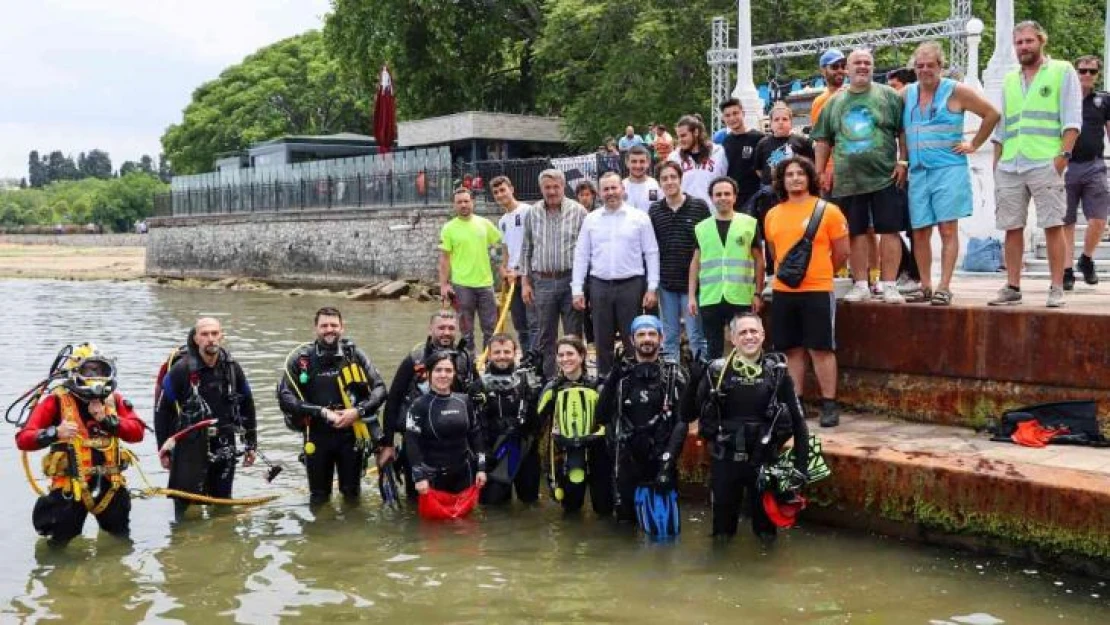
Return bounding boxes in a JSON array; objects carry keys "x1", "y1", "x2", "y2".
[
  {"x1": 990, "y1": 20, "x2": 1082, "y2": 308},
  {"x1": 687, "y1": 176, "x2": 765, "y2": 359}
]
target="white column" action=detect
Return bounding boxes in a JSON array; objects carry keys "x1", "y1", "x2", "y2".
[
  {"x1": 961, "y1": 18, "x2": 1004, "y2": 244},
  {"x1": 982, "y1": 0, "x2": 1017, "y2": 108},
  {"x1": 963, "y1": 18, "x2": 984, "y2": 91},
  {"x1": 731, "y1": 0, "x2": 764, "y2": 131}
]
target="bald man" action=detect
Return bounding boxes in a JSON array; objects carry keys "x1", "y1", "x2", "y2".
[{"x1": 155, "y1": 318, "x2": 257, "y2": 517}]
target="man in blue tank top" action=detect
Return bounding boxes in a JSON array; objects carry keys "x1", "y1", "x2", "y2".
[{"x1": 903, "y1": 41, "x2": 1000, "y2": 305}]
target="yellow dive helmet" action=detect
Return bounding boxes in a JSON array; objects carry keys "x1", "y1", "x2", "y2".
[{"x1": 62, "y1": 343, "x2": 118, "y2": 400}]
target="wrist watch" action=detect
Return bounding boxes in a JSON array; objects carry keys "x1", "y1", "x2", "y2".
[
  {"x1": 897, "y1": 160, "x2": 909, "y2": 167},
  {"x1": 1060, "y1": 151, "x2": 1073, "y2": 160}
]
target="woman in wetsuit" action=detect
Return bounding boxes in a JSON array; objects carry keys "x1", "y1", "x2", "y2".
[
  {"x1": 405, "y1": 351, "x2": 487, "y2": 495},
  {"x1": 538, "y1": 335, "x2": 612, "y2": 515},
  {"x1": 686, "y1": 313, "x2": 809, "y2": 539}
]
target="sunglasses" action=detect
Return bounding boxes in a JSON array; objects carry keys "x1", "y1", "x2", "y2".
[
  {"x1": 826, "y1": 62, "x2": 847, "y2": 70},
  {"x1": 1078, "y1": 68, "x2": 1100, "y2": 75}
]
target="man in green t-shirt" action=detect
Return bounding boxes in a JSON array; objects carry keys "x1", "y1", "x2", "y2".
[
  {"x1": 439, "y1": 187, "x2": 503, "y2": 349},
  {"x1": 813, "y1": 48, "x2": 910, "y2": 304}
]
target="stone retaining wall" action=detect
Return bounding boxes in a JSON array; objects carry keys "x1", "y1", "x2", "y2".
[
  {"x1": 145, "y1": 204, "x2": 501, "y2": 286},
  {"x1": 0, "y1": 233, "x2": 146, "y2": 247}
]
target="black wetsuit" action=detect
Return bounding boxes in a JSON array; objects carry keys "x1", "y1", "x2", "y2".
[
  {"x1": 686, "y1": 352, "x2": 809, "y2": 537},
  {"x1": 404, "y1": 391, "x2": 486, "y2": 494},
  {"x1": 472, "y1": 364, "x2": 544, "y2": 505},
  {"x1": 277, "y1": 339, "x2": 387, "y2": 505},
  {"x1": 537, "y1": 374, "x2": 612, "y2": 515},
  {"x1": 599, "y1": 359, "x2": 690, "y2": 522},
  {"x1": 382, "y1": 339, "x2": 476, "y2": 497},
  {"x1": 155, "y1": 349, "x2": 256, "y2": 515}
]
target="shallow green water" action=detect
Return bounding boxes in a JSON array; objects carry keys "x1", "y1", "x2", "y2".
[{"x1": 0, "y1": 280, "x2": 1106, "y2": 624}]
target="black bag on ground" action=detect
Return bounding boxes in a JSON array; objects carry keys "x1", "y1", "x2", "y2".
[
  {"x1": 775, "y1": 199, "x2": 827, "y2": 289},
  {"x1": 988, "y1": 400, "x2": 1109, "y2": 446}
]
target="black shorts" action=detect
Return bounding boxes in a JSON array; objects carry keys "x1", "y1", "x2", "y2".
[
  {"x1": 838, "y1": 184, "x2": 909, "y2": 236},
  {"x1": 770, "y1": 291, "x2": 836, "y2": 351}
]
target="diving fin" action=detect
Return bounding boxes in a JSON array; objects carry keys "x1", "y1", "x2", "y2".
[
  {"x1": 489, "y1": 434, "x2": 530, "y2": 485},
  {"x1": 378, "y1": 462, "x2": 401, "y2": 507},
  {"x1": 635, "y1": 485, "x2": 680, "y2": 539}
]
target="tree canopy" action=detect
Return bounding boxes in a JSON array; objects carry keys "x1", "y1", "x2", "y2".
[
  {"x1": 160, "y1": 30, "x2": 370, "y2": 175},
  {"x1": 0, "y1": 173, "x2": 166, "y2": 232}
]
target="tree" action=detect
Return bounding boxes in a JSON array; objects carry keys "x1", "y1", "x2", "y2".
[
  {"x1": 28, "y1": 151, "x2": 46, "y2": 188},
  {"x1": 157, "y1": 153, "x2": 173, "y2": 183},
  {"x1": 118, "y1": 161, "x2": 140, "y2": 177},
  {"x1": 160, "y1": 30, "x2": 370, "y2": 175},
  {"x1": 79, "y1": 149, "x2": 113, "y2": 179},
  {"x1": 91, "y1": 172, "x2": 166, "y2": 232},
  {"x1": 45, "y1": 151, "x2": 80, "y2": 183},
  {"x1": 19, "y1": 178, "x2": 27, "y2": 189},
  {"x1": 324, "y1": 0, "x2": 545, "y2": 119},
  {"x1": 139, "y1": 155, "x2": 155, "y2": 174}
]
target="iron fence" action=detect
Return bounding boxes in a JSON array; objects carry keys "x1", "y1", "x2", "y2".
[{"x1": 154, "y1": 152, "x2": 637, "y2": 218}]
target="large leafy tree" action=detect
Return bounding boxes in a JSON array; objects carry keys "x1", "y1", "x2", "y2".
[
  {"x1": 324, "y1": 0, "x2": 545, "y2": 119},
  {"x1": 161, "y1": 30, "x2": 370, "y2": 175},
  {"x1": 78, "y1": 149, "x2": 114, "y2": 179}
]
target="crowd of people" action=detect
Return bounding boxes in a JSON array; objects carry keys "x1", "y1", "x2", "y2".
[{"x1": 13, "y1": 21, "x2": 1106, "y2": 548}]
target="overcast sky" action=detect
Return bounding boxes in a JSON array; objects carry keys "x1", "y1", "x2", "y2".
[{"x1": 0, "y1": 0, "x2": 331, "y2": 180}]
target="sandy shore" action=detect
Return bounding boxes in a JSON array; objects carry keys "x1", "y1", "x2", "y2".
[{"x1": 0, "y1": 243, "x2": 145, "y2": 280}]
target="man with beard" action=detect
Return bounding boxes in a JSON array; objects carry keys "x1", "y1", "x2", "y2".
[
  {"x1": 810, "y1": 48, "x2": 847, "y2": 195},
  {"x1": 623, "y1": 145, "x2": 661, "y2": 212},
  {"x1": 990, "y1": 21, "x2": 1082, "y2": 308},
  {"x1": 598, "y1": 315, "x2": 690, "y2": 534},
  {"x1": 277, "y1": 307, "x2": 388, "y2": 506},
  {"x1": 156, "y1": 317, "x2": 257, "y2": 517},
  {"x1": 379, "y1": 310, "x2": 477, "y2": 497},
  {"x1": 471, "y1": 334, "x2": 544, "y2": 505},
  {"x1": 813, "y1": 48, "x2": 909, "y2": 304}
]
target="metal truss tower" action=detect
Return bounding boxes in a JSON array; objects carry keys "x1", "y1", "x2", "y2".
[{"x1": 709, "y1": 17, "x2": 732, "y2": 133}]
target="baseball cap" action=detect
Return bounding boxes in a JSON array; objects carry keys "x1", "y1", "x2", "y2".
[{"x1": 819, "y1": 49, "x2": 846, "y2": 68}]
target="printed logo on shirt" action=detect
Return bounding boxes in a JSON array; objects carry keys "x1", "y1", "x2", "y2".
[
  {"x1": 1039, "y1": 85, "x2": 1052, "y2": 98},
  {"x1": 767, "y1": 144, "x2": 795, "y2": 169},
  {"x1": 1096, "y1": 96, "x2": 1104, "y2": 109},
  {"x1": 680, "y1": 157, "x2": 718, "y2": 171},
  {"x1": 515, "y1": 214, "x2": 522, "y2": 226},
  {"x1": 648, "y1": 190, "x2": 658, "y2": 202},
  {"x1": 742, "y1": 146, "x2": 754, "y2": 159}
]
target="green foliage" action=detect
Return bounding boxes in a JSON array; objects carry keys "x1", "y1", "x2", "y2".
[
  {"x1": 0, "y1": 173, "x2": 167, "y2": 232},
  {"x1": 160, "y1": 31, "x2": 370, "y2": 175},
  {"x1": 323, "y1": 0, "x2": 544, "y2": 119},
  {"x1": 78, "y1": 149, "x2": 114, "y2": 180}
]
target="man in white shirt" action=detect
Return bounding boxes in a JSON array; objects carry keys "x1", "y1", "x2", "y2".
[
  {"x1": 623, "y1": 145, "x2": 661, "y2": 212},
  {"x1": 492, "y1": 175, "x2": 536, "y2": 351},
  {"x1": 668, "y1": 114, "x2": 729, "y2": 207},
  {"x1": 572, "y1": 172, "x2": 660, "y2": 376}
]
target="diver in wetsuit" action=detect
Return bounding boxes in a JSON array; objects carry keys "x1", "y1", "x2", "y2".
[
  {"x1": 470, "y1": 333, "x2": 544, "y2": 505},
  {"x1": 537, "y1": 335, "x2": 612, "y2": 515},
  {"x1": 155, "y1": 317, "x2": 257, "y2": 518},
  {"x1": 277, "y1": 307, "x2": 388, "y2": 506},
  {"x1": 405, "y1": 351, "x2": 488, "y2": 495},
  {"x1": 686, "y1": 313, "x2": 809, "y2": 538},
  {"x1": 380, "y1": 310, "x2": 476, "y2": 497},
  {"x1": 598, "y1": 315, "x2": 690, "y2": 527}
]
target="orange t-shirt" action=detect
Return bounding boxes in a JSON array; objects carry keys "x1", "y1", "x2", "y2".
[
  {"x1": 810, "y1": 88, "x2": 838, "y2": 174},
  {"x1": 764, "y1": 196, "x2": 849, "y2": 292}
]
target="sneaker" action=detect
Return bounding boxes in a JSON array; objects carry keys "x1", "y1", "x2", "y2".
[
  {"x1": 882, "y1": 284, "x2": 905, "y2": 304},
  {"x1": 988, "y1": 285, "x2": 1022, "y2": 306},
  {"x1": 1063, "y1": 267, "x2": 1075, "y2": 291},
  {"x1": 1046, "y1": 285, "x2": 1066, "y2": 308},
  {"x1": 870, "y1": 282, "x2": 882, "y2": 297},
  {"x1": 843, "y1": 283, "x2": 871, "y2": 302},
  {"x1": 819, "y1": 401, "x2": 840, "y2": 428},
  {"x1": 896, "y1": 276, "x2": 921, "y2": 294},
  {"x1": 1078, "y1": 254, "x2": 1099, "y2": 285}
]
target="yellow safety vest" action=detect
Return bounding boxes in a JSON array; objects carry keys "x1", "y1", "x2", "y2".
[
  {"x1": 1000, "y1": 60, "x2": 1069, "y2": 162},
  {"x1": 694, "y1": 214, "x2": 758, "y2": 306}
]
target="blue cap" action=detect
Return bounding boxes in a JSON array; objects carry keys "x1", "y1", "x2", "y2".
[
  {"x1": 630, "y1": 315, "x2": 663, "y2": 335},
  {"x1": 819, "y1": 49, "x2": 845, "y2": 68}
]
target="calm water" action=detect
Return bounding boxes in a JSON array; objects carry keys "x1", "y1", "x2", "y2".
[{"x1": 0, "y1": 280, "x2": 1105, "y2": 624}]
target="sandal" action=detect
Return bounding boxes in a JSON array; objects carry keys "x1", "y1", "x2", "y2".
[
  {"x1": 930, "y1": 289, "x2": 953, "y2": 306},
  {"x1": 904, "y1": 286, "x2": 931, "y2": 303}
]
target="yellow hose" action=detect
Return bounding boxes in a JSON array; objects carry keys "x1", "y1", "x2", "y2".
[
  {"x1": 477, "y1": 280, "x2": 516, "y2": 371},
  {"x1": 124, "y1": 449, "x2": 280, "y2": 506},
  {"x1": 21, "y1": 452, "x2": 48, "y2": 496}
]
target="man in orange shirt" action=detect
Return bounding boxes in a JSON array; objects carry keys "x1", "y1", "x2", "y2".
[
  {"x1": 764, "y1": 156, "x2": 850, "y2": 427},
  {"x1": 810, "y1": 49, "x2": 847, "y2": 194}
]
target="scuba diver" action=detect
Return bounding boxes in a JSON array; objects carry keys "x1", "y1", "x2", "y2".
[
  {"x1": 686, "y1": 313, "x2": 810, "y2": 539},
  {"x1": 598, "y1": 315, "x2": 690, "y2": 537},
  {"x1": 537, "y1": 335, "x2": 613, "y2": 515},
  {"x1": 405, "y1": 351, "x2": 487, "y2": 520},
  {"x1": 155, "y1": 317, "x2": 258, "y2": 518},
  {"x1": 277, "y1": 307, "x2": 388, "y2": 506},
  {"x1": 470, "y1": 333, "x2": 544, "y2": 505},
  {"x1": 14, "y1": 344, "x2": 146, "y2": 545},
  {"x1": 380, "y1": 309, "x2": 476, "y2": 498}
]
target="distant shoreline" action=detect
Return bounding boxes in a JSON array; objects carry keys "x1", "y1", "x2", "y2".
[{"x1": 0, "y1": 243, "x2": 145, "y2": 280}]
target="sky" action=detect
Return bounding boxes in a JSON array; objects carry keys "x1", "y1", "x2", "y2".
[{"x1": 0, "y1": 0, "x2": 331, "y2": 180}]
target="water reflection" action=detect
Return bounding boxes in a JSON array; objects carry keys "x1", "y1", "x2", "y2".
[{"x1": 0, "y1": 280, "x2": 1106, "y2": 623}]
